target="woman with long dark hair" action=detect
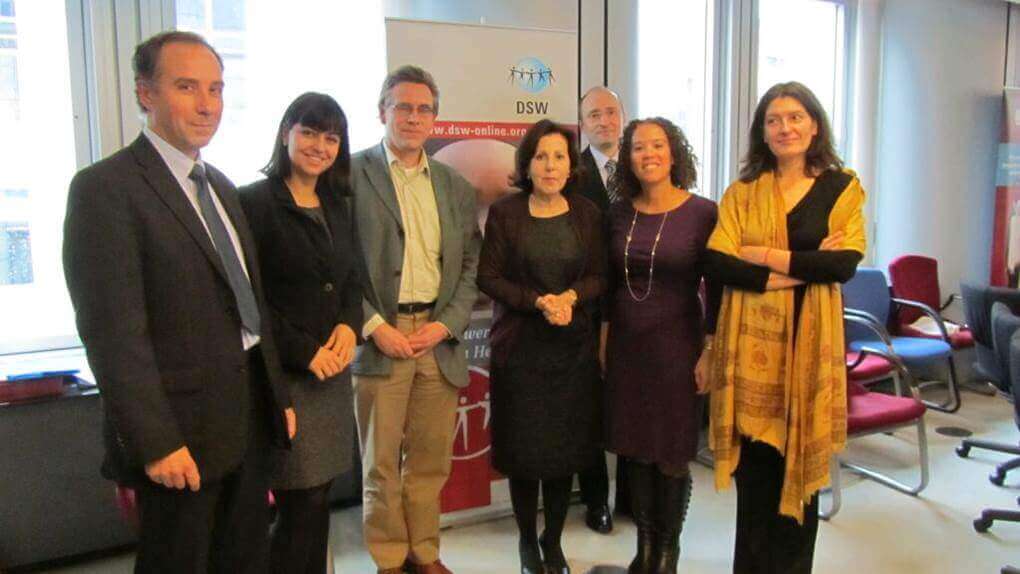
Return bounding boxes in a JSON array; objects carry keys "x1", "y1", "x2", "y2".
[
  {"x1": 704, "y1": 81, "x2": 866, "y2": 574},
  {"x1": 478, "y1": 119, "x2": 605, "y2": 574},
  {"x1": 239, "y1": 92, "x2": 363, "y2": 574},
  {"x1": 603, "y1": 117, "x2": 720, "y2": 574}
]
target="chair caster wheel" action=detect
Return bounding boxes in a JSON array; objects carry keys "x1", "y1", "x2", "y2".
[
  {"x1": 990, "y1": 471, "x2": 1006, "y2": 486},
  {"x1": 974, "y1": 517, "x2": 993, "y2": 533},
  {"x1": 956, "y1": 445, "x2": 970, "y2": 458}
]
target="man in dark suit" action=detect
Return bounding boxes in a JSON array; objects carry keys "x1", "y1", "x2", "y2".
[
  {"x1": 63, "y1": 31, "x2": 294, "y2": 573},
  {"x1": 576, "y1": 86, "x2": 624, "y2": 212},
  {"x1": 575, "y1": 85, "x2": 627, "y2": 534},
  {"x1": 350, "y1": 66, "x2": 480, "y2": 574}
]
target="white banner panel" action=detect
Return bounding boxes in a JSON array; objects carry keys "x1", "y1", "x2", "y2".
[{"x1": 386, "y1": 19, "x2": 577, "y2": 124}]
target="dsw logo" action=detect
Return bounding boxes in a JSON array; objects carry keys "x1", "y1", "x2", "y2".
[{"x1": 451, "y1": 366, "x2": 491, "y2": 461}]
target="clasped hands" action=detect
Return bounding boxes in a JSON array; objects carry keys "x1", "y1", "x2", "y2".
[
  {"x1": 371, "y1": 320, "x2": 449, "y2": 360},
  {"x1": 308, "y1": 323, "x2": 357, "y2": 381},
  {"x1": 536, "y1": 290, "x2": 577, "y2": 326}
]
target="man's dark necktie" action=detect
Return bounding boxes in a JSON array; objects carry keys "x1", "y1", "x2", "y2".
[
  {"x1": 188, "y1": 163, "x2": 261, "y2": 336},
  {"x1": 605, "y1": 158, "x2": 620, "y2": 204}
]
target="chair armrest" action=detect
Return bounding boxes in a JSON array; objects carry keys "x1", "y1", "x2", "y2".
[
  {"x1": 844, "y1": 311, "x2": 896, "y2": 348},
  {"x1": 844, "y1": 306, "x2": 884, "y2": 327},
  {"x1": 852, "y1": 347, "x2": 917, "y2": 398},
  {"x1": 940, "y1": 292, "x2": 960, "y2": 312},
  {"x1": 891, "y1": 297, "x2": 951, "y2": 342}
]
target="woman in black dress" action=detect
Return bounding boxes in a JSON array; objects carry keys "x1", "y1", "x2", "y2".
[
  {"x1": 239, "y1": 92, "x2": 363, "y2": 574},
  {"x1": 477, "y1": 119, "x2": 605, "y2": 574},
  {"x1": 603, "y1": 118, "x2": 720, "y2": 574}
]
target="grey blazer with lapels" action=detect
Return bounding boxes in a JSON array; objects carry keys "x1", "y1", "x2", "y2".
[{"x1": 349, "y1": 142, "x2": 481, "y2": 388}]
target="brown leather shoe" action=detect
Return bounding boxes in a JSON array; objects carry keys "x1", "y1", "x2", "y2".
[{"x1": 413, "y1": 560, "x2": 454, "y2": 574}]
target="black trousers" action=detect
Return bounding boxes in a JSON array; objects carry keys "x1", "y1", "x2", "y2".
[
  {"x1": 578, "y1": 452, "x2": 629, "y2": 510},
  {"x1": 733, "y1": 439, "x2": 819, "y2": 574},
  {"x1": 270, "y1": 480, "x2": 334, "y2": 574},
  {"x1": 133, "y1": 351, "x2": 274, "y2": 574}
]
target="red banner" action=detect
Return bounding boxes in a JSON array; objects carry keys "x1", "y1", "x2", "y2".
[{"x1": 991, "y1": 88, "x2": 1020, "y2": 286}]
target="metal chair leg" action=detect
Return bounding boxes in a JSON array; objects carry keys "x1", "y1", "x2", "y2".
[
  {"x1": 923, "y1": 355, "x2": 962, "y2": 413},
  {"x1": 819, "y1": 456, "x2": 841, "y2": 521},
  {"x1": 842, "y1": 419, "x2": 930, "y2": 496}
]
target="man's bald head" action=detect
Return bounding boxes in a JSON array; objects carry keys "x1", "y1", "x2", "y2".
[{"x1": 579, "y1": 86, "x2": 624, "y2": 156}]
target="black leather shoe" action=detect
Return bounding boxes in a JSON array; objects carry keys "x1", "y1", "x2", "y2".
[{"x1": 584, "y1": 504, "x2": 613, "y2": 534}]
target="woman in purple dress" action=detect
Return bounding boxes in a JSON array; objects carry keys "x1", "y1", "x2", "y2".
[{"x1": 603, "y1": 117, "x2": 720, "y2": 574}]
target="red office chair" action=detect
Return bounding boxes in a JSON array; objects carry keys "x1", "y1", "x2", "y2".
[
  {"x1": 822, "y1": 316, "x2": 930, "y2": 520},
  {"x1": 888, "y1": 254, "x2": 973, "y2": 349}
]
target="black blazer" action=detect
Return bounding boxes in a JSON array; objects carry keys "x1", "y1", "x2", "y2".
[
  {"x1": 63, "y1": 135, "x2": 291, "y2": 486},
  {"x1": 238, "y1": 177, "x2": 363, "y2": 372},
  {"x1": 576, "y1": 147, "x2": 612, "y2": 215},
  {"x1": 477, "y1": 191, "x2": 606, "y2": 367}
]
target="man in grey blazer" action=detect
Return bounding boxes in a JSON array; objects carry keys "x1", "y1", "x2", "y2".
[{"x1": 351, "y1": 65, "x2": 481, "y2": 574}]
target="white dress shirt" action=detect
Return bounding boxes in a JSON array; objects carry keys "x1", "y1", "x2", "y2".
[{"x1": 142, "y1": 126, "x2": 260, "y2": 350}]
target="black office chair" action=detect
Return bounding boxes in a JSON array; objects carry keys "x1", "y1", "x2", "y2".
[
  {"x1": 959, "y1": 282, "x2": 1020, "y2": 391},
  {"x1": 957, "y1": 284, "x2": 1020, "y2": 462},
  {"x1": 972, "y1": 303, "x2": 1020, "y2": 538}
]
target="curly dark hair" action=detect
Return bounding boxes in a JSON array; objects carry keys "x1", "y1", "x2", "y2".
[
  {"x1": 512, "y1": 119, "x2": 580, "y2": 194},
  {"x1": 610, "y1": 117, "x2": 698, "y2": 199},
  {"x1": 739, "y1": 81, "x2": 842, "y2": 182}
]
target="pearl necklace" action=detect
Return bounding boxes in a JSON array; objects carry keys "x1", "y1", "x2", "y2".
[{"x1": 624, "y1": 207, "x2": 671, "y2": 302}]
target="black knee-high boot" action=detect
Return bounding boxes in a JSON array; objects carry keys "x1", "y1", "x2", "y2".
[
  {"x1": 627, "y1": 462, "x2": 656, "y2": 574},
  {"x1": 651, "y1": 471, "x2": 692, "y2": 574},
  {"x1": 509, "y1": 478, "x2": 544, "y2": 574},
  {"x1": 539, "y1": 476, "x2": 573, "y2": 574}
]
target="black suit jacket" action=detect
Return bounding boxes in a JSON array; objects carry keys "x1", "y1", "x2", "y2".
[
  {"x1": 63, "y1": 135, "x2": 291, "y2": 486},
  {"x1": 576, "y1": 147, "x2": 612, "y2": 215},
  {"x1": 238, "y1": 177, "x2": 364, "y2": 372}
]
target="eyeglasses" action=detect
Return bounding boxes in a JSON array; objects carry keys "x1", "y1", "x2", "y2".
[{"x1": 390, "y1": 103, "x2": 436, "y2": 118}]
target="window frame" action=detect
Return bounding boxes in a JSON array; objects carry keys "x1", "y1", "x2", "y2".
[{"x1": 714, "y1": 0, "x2": 856, "y2": 193}]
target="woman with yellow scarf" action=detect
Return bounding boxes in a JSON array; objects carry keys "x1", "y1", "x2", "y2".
[{"x1": 700, "y1": 82, "x2": 866, "y2": 574}]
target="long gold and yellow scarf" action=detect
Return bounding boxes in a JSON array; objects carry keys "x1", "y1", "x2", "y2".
[{"x1": 707, "y1": 169, "x2": 866, "y2": 523}]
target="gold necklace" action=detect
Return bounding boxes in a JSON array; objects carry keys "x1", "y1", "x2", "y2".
[{"x1": 624, "y1": 207, "x2": 670, "y2": 302}]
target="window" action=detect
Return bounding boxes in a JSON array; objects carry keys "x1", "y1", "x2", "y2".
[
  {"x1": 756, "y1": 0, "x2": 847, "y2": 148},
  {"x1": 636, "y1": 0, "x2": 716, "y2": 196},
  {"x1": 174, "y1": 0, "x2": 386, "y2": 186},
  {"x1": 0, "y1": 53, "x2": 17, "y2": 120},
  {"x1": 0, "y1": 0, "x2": 81, "y2": 353},
  {"x1": 0, "y1": 221, "x2": 32, "y2": 285}
]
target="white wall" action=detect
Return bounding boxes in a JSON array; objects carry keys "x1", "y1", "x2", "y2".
[{"x1": 874, "y1": 0, "x2": 1007, "y2": 292}]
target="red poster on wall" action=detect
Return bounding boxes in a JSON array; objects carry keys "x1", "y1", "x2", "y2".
[{"x1": 991, "y1": 88, "x2": 1020, "y2": 286}]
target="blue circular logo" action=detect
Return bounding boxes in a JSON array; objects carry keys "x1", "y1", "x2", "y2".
[{"x1": 509, "y1": 57, "x2": 554, "y2": 94}]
